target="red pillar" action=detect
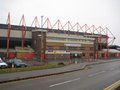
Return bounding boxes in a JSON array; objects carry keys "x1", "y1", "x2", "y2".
[{"x1": 6, "y1": 13, "x2": 11, "y2": 59}]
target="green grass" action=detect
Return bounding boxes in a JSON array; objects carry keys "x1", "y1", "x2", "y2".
[{"x1": 0, "y1": 64, "x2": 66, "y2": 74}]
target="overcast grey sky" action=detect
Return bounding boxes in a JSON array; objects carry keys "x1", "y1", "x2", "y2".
[{"x1": 0, "y1": 0, "x2": 120, "y2": 45}]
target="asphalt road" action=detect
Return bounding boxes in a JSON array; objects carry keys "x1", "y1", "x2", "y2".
[{"x1": 0, "y1": 61, "x2": 120, "y2": 90}]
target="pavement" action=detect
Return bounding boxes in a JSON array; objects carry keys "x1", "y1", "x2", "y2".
[{"x1": 0, "y1": 59, "x2": 120, "y2": 84}]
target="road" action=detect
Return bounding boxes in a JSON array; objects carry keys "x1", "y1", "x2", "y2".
[{"x1": 0, "y1": 61, "x2": 120, "y2": 90}]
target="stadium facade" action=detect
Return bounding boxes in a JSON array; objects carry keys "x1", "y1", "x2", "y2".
[
  {"x1": 0, "y1": 23, "x2": 108, "y2": 61},
  {"x1": 0, "y1": 13, "x2": 117, "y2": 62}
]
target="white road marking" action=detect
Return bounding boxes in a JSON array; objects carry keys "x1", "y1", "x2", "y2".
[
  {"x1": 49, "y1": 78, "x2": 81, "y2": 87},
  {"x1": 88, "y1": 70, "x2": 106, "y2": 77}
]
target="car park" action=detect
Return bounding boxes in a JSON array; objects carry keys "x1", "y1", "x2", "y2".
[
  {"x1": 7, "y1": 58, "x2": 27, "y2": 68},
  {"x1": 0, "y1": 57, "x2": 8, "y2": 68}
]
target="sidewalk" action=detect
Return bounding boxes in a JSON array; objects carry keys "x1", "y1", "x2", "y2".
[{"x1": 0, "y1": 59, "x2": 120, "y2": 83}]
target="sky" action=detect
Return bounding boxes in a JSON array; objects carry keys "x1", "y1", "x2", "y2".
[{"x1": 0, "y1": 0, "x2": 120, "y2": 45}]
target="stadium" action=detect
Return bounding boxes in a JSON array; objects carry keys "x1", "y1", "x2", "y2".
[{"x1": 0, "y1": 14, "x2": 118, "y2": 62}]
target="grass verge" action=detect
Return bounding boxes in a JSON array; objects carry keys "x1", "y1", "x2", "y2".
[{"x1": 0, "y1": 64, "x2": 66, "y2": 74}]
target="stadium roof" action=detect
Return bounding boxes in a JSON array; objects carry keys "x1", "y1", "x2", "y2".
[{"x1": 0, "y1": 23, "x2": 107, "y2": 37}]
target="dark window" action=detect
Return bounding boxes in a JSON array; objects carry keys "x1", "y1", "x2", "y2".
[
  {"x1": 90, "y1": 47, "x2": 93, "y2": 50},
  {"x1": 79, "y1": 47, "x2": 84, "y2": 50},
  {"x1": 47, "y1": 46, "x2": 53, "y2": 50},
  {"x1": 82, "y1": 53, "x2": 85, "y2": 56},
  {"x1": 59, "y1": 46, "x2": 66, "y2": 50},
  {"x1": 90, "y1": 53, "x2": 93, "y2": 56}
]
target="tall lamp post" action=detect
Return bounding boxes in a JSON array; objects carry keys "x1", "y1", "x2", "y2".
[{"x1": 41, "y1": 16, "x2": 44, "y2": 62}]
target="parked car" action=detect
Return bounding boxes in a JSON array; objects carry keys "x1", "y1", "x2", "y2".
[
  {"x1": 0, "y1": 57, "x2": 8, "y2": 68},
  {"x1": 7, "y1": 59, "x2": 27, "y2": 68}
]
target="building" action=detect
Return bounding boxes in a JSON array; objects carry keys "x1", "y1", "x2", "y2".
[{"x1": 0, "y1": 23, "x2": 108, "y2": 62}]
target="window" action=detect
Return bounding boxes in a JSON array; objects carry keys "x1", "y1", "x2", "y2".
[
  {"x1": 47, "y1": 37, "x2": 66, "y2": 41},
  {"x1": 79, "y1": 47, "x2": 85, "y2": 50},
  {"x1": 68, "y1": 47, "x2": 78, "y2": 50},
  {"x1": 59, "y1": 46, "x2": 66, "y2": 50},
  {"x1": 82, "y1": 53, "x2": 85, "y2": 56},
  {"x1": 47, "y1": 46, "x2": 53, "y2": 50},
  {"x1": 90, "y1": 47, "x2": 93, "y2": 50},
  {"x1": 90, "y1": 53, "x2": 93, "y2": 56},
  {"x1": 68, "y1": 38, "x2": 78, "y2": 42}
]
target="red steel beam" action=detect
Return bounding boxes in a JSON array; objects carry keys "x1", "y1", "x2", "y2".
[
  {"x1": 19, "y1": 15, "x2": 26, "y2": 48},
  {"x1": 31, "y1": 16, "x2": 40, "y2": 28},
  {"x1": 51, "y1": 19, "x2": 63, "y2": 33},
  {"x1": 81, "y1": 24, "x2": 87, "y2": 33},
  {"x1": 106, "y1": 28, "x2": 108, "y2": 49},
  {"x1": 70, "y1": 23, "x2": 79, "y2": 35},
  {"x1": 85, "y1": 25, "x2": 93, "y2": 34},
  {"x1": 77, "y1": 23, "x2": 84, "y2": 34},
  {"x1": 106, "y1": 27, "x2": 116, "y2": 45},
  {"x1": 42, "y1": 18, "x2": 53, "y2": 32},
  {"x1": 6, "y1": 12, "x2": 11, "y2": 58},
  {"x1": 93, "y1": 26, "x2": 100, "y2": 34},
  {"x1": 99, "y1": 26, "x2": 102, "y2": 50},
  {"x1": 62, "y1": 21, "x2": 73, "y2": 35}
]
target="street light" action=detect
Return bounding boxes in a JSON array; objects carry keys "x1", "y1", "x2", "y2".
[
  {"x1": 41, "y1": 16, "x2": 44, "y2": 28},
  {"x1": 41, "y1": 16, "x2": 44, "y2": 62}
]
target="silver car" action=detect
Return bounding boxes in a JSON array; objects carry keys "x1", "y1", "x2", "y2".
[{"x1": 0, "y1": 57, "x2": 8, "y2": 68}]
